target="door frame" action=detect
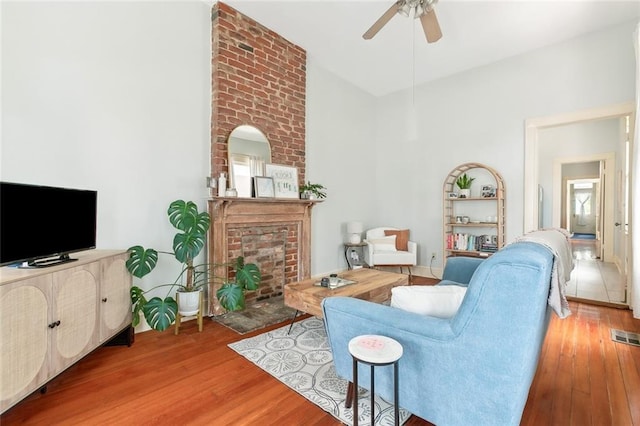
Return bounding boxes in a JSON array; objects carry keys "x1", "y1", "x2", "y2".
[
  {"x1": 524, "y1": 102, "x2": 634, "y2": 305},
  {"x1": 524, "y1": 102, "x2": 634, "y2": 230},
  {"x1": 554, "y1": 153, "x2": 614, "y2": 261}
]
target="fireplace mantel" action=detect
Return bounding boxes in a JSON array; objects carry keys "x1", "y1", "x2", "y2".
[{"x1": 208, "y1": 197, "x2": 322, "y2": 315}]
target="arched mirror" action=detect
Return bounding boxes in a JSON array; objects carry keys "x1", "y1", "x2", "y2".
[{"x1": 228, "y1": 125, "x2": 271, "y2": 197}]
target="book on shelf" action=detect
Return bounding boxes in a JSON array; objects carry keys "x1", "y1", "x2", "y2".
[{"x1": 446, "y1": 233, "x2": 493, "y2": 252}]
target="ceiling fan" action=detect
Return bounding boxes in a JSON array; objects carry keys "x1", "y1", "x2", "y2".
[{"x1": 363, "y1": 0, "x2": 442, "y2": 43}]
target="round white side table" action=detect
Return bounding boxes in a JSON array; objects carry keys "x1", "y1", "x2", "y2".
[{"x1": 348, "y1": 335, "x2": 403, "y2": 426}]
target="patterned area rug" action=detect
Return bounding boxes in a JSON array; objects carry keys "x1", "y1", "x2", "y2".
[
  {"x1": 228, "y1": 317, "x2": 410, "y2": 425},
  {"x1": 213, "y1": 296, "x2": 297, "y2": 334}
]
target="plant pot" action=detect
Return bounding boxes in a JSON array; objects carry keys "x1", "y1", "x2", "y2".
[
  {"x1": 177, "y1": 289, "x2": 201, "y2": 316},
  {"x1": 459, "y1": 189, "x2": 471, "y2": 198},
  {"x1": 300, "y1": 191, "x2": 317, "y2": 200}
]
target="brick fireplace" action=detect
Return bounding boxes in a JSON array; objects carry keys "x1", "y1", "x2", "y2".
[
  {"x1": 209, "y1": 2, "x2": 314, "y2": 315},
  {"x1": 207, "y1": 198, "x2": 320, "y2": 316},
  {"x1": 209, "y1": 3, "x2": 313, "y2": 315}
]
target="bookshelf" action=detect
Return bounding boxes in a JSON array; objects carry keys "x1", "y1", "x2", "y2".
[{"x1": 443, "y1": 163, "x2": 505, "y2": 266}]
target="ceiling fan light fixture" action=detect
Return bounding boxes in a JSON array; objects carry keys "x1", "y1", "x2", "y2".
[
  {"x1": 417, "y1": 0, "x2": 438, "y2": 17},
  {"x1": 363, "y1": 0, "x2": 441, "y2": 42},
  {"x1": 398, "y1": 2, "x2": 412, "y2": 18}
]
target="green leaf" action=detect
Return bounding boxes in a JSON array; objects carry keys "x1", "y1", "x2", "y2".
[
  {"x1": 167, "y1": 200, "x2": 194, "y2": 231},
  {"x1": 168, "y1": 200, "x2": 198, "y2": 232},
  {"x1": 235, "y1": 256, "x2": 245, "y2": 271},
  {"x1": 130, "y1": 286, "x2": 147, "y2": 328},
  {"x1": 142, "y1": 296, "x2": 178, "y2": 331},
  {"x1": 216, "y1": 283, "x2": 245, "y2": 311},
  {"x1": 126, "y1": 246, "x2": 158, "y2": 278},
  {"x1": 168, "y1": 200, "x2": 210, "y2": 263},
  {"x1": 236, "y1": 263, "x2": 261, "y2": 291},
  {"x1": 173, "y1": 232, "x2": 206, "y2": 264}
]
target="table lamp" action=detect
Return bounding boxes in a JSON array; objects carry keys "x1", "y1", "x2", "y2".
[{"x1": 347, "y1": 221, "x2": 363, "y2": 244}]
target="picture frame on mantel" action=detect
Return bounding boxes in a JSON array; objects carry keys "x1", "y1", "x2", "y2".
[
  {"x1": 265, "y1": 164, "x2": 299, "y2": 199},
  {"x1": 254, "y1": 176, "x2": 275, "y2": 198}
]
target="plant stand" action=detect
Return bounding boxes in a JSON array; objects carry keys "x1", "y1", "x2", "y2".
[{"x1": 175, "y1": 290, "x2": 204, "y2": 335}]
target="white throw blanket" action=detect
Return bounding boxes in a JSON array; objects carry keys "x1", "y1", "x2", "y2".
[{"x1": 512, "y1": 228, "x2": 575, "y2": 318}]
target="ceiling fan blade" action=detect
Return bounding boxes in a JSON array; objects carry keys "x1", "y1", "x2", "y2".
[
  {"x1": 420, "y1": 8, "x2": 442, "y2": 43},
  {"x1": 363, "y1": 2, "x2": 400, "y2": 40}
]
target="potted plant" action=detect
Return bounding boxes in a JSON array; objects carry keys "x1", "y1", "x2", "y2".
[
  {"x1": 299, "y1": 181, "x2": 327, "y2": 200},
  {"x1": 456, "y1": 173, "x2": 475, "y2": 198},
  {"x1": 126, "y1": 199, "x2": 261, "y2": 331}
]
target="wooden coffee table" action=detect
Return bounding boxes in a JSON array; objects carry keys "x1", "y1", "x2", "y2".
[{"x1": 284, "y1": 268, "x2": 409, "y2": 332}]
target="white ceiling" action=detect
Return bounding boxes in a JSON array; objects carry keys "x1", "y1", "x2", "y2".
[{"x1": 223, "y1": 0, "x2": 640, "y2": 97}]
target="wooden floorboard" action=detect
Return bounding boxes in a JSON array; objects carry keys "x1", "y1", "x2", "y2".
[{"x1": 2, "y1": 299, "x2": 639, "y2": 426}]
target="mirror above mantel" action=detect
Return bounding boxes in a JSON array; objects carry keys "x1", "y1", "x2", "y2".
[{"x1": 228, "y1": 125, "x2": 271, "y2": 198}]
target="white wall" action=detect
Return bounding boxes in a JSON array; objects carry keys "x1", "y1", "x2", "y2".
[
  {"x1": 373, "y1": 20, "x2": 637, "y2": 268},
  {"x1": 305, "y1": 58, "x2": 377, "y2": 274},
  {"x1": 2, "y1": 2, "x2": 637, "y2": 283},
  {"x1": 1, "y1": 1, "x2": 212, "y2": 329}
]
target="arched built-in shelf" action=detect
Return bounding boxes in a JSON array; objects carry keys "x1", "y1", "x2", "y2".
[{"x1": 443, "y1": 163, "x2": 505, "y2": 265}]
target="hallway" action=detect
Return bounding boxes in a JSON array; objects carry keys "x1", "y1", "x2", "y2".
[{"x1": 565, "y1": 239, "x2": 627, "y2": 305}]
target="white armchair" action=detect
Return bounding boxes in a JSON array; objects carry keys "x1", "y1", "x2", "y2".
[{"x1": 364, "y1": 227, "x2": 417, "y2": 276}]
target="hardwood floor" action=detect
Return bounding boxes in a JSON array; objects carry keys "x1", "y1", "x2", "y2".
[{"x1": 2, "y1": 300, "x2": 639, "y2": 425}]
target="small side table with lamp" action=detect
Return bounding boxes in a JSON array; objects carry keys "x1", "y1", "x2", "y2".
[{"x1": 345, "y1": 221, "x2": 367, "y2": 270}]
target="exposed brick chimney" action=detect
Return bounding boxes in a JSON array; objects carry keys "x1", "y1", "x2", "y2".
[
  {"x1": 211, "y1": 2, "x2": 306, "y2": 180},
  {"x1": 209, "y1": 3, "x2": 313, "y2": 315}
]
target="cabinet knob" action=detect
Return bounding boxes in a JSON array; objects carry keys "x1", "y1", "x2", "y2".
[
  {"x1": 102, "y1": 297, "x2": 108, "y2": 302},
  {"x1": 48, "y1": 320, "x2": 61, "y2": 328}
]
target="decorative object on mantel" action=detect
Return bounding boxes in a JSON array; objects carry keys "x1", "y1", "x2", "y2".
[
  {"x1": 126, "y1": 199, "x2": 261, "y2": 331},
  {"x1": 455, "y1": 173, "x2": 475, "y2": 198},
  {"x1": 299, "y1": 181, "x2": 327, "y2": 199},
  {"x1": 347, "y1": 221, "x2": 364, "y2": 244},
  {"x1": 206, "y1": 175, "x2": 217, "y2": 197},
  {"x1": 266, "y1": 163, "x2": 299, "y2": 199},
  {"x1": 254, "y1": 176, "x2": 275, "y2": 198},
  {"x1": 217, "y1": 172, "x2": 227, "y2": 197},
  {"x1": 228, "y1": 124, "x2": 271, "y2": 198}
]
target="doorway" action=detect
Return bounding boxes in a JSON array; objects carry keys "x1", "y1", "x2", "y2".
[
  {"x1": 524, "y1": 102, "x2": 634, "y2": 306},
  {"x1": 558, "y1": 158, "x2": 610, "y2": 261},
  {"x1": 559, "y1": 157, "x2": 624, "y2": 305},
  {"x1": 566, "y1": 178, "x2": 599, "y2": 238}
]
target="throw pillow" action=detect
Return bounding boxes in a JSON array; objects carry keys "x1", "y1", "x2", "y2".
[
  {"x1": 368, "y1": 235, "x2": 397, "y2": 252},
  {"x1": 384, "y1": 229, "x2": 409, "y2": 251},
  {"x1": 390, "y1": 285, "x2": 467, "y2": 318}
]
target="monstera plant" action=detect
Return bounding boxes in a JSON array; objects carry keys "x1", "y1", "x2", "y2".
[{"x1": 126, "y1": 199, "x2": 261, "y2": 331}]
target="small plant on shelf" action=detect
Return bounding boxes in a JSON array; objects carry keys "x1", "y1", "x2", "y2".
[
  {"x1": 299, "y1": 181, "x2": 327, "y2": 200},
  {"x1": 455, "y1": 173, "x2": 475, "y2": 189},
  {"x1": 455, "y1": 174, "x2": 475, "y2": 198}
]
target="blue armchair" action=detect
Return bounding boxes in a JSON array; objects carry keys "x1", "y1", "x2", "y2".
[{"x1": 322, "y1": 242, "x2": 555, "y2": 426}]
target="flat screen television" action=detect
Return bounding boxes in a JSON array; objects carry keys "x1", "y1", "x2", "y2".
[{"x1": 0, "y1": 182, "x2": 97, "y2": 268}]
